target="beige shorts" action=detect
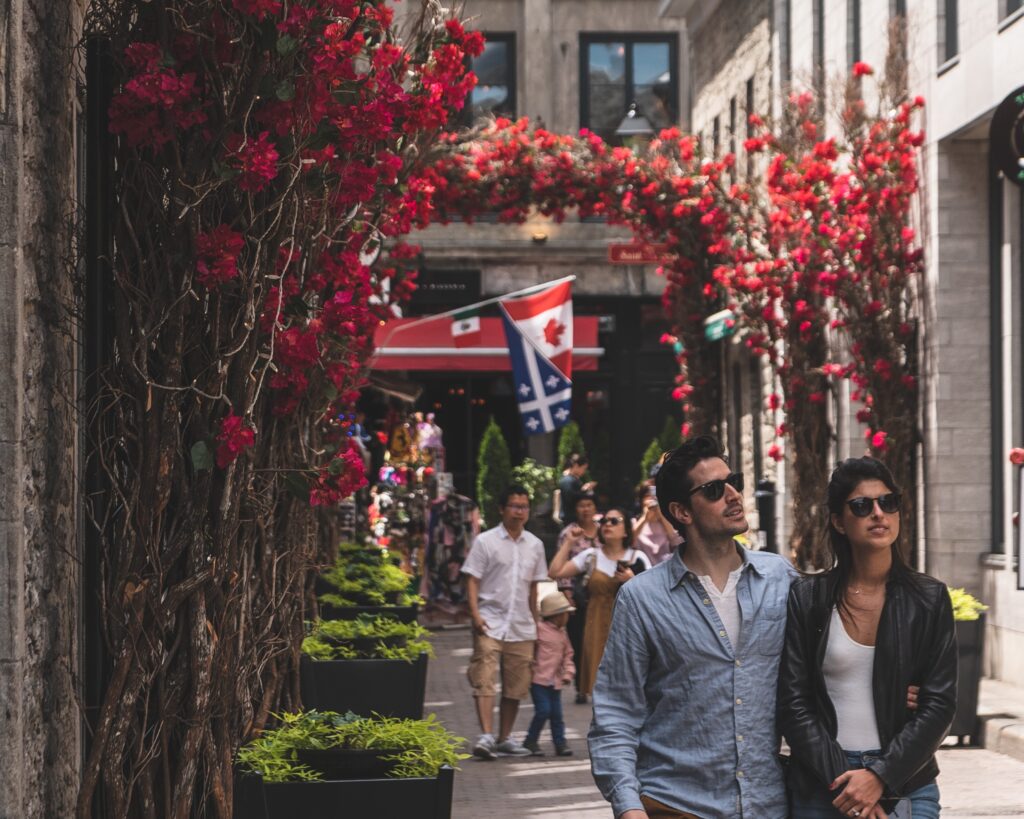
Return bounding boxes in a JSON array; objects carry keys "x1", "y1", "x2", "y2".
[{"x1": 467, "y1": 633, "x2": 535, "y2": 701}]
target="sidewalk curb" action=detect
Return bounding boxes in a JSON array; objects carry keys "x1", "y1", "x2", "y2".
[{"x1": 981, "y1": 715, "x2": 1024, "y2": 764}]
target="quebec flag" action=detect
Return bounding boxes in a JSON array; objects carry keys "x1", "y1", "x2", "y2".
[{"x1": 499, "y1": 282, "x2": 574, "y2": 436}]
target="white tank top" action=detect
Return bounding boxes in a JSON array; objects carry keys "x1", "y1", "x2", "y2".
[{"x1": 822, "y1": 607, "x2": 882, "y2": 752}]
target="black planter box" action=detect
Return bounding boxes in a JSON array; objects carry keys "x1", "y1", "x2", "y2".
[
  {"x1": 318, "y1": 603, "x2": 419, "y2": 624},
  {"x1": 300, "y1": 652, "x2": 428, "y2": 719},
  {"x1": 234, "y1": 766, "x2": 454, "y2": 819},
  {"x1": 949, "y1": 615, "x2": 985, "y2": 741}
]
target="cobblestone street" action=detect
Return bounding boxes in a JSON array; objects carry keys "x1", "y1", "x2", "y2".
[{"x1": 425, "y1": 629, "x2": 1024, "y2": 819}]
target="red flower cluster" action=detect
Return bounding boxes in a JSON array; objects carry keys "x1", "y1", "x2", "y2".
[
  {"x1": 232, "y1": 0, "x2": 281, "y2": 21},
  {"x1": 108, "y1": 43, "x2": 206, "y2": 149},
  {"x1": 309, "y1": 445, "x2": 368, "y2": 506},
  {"x1": 215, "y1": 412, "x2": 256, "y2": 468},
  {"x1": 196, "y1": 225, "x2": 245, "y2": 288},
  {"x1": 224, "y1": 131, "x2": 280, "y2": 192}
]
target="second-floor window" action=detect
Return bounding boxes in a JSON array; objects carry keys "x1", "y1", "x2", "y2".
[
  {"x1": 580, "y1": 34, "x2": 677, "y2": 143},
  {"x1": 465, "y1": 34, "x2": 516, "y2": 123},
  {"x1": 940, "y1": 0, "x2": 958, "y2": 63}
]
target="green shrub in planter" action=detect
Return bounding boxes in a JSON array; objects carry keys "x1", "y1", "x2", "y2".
[
  {"x1": 302, "y1": 617, "x2": 434, "y2": 662},
  {"x1": 237, "y1": 711, "x2": 468, "y2": 783},
  {"x1": 320, "y1": 550, "x2": 422, "y2": 609}
]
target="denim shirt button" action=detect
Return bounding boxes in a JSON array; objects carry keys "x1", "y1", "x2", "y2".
[{"x1": 735, "y1": 697, "x2": 742, "y2": 704}]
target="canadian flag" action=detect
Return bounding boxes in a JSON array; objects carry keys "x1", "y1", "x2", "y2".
[{"x1": 499, "y1": 280, "x2": 574, "y2": 378}]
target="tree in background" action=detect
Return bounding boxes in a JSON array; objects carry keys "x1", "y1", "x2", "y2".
[
  {"x1": 657, "y1": 415, "x2": 682, "y2": 454},
  {"x1": 511, "y1": 458, "x2": 558, "y2": 512},
  {"x1": 640, "y1": 438, "x2": 663, "y2": 483},
  {"x1": 476, "y1": 417, "x2": 512, "y2": 527},
  {"x1": 557, "y1": 421, "x2": 587, "y2": 469}
]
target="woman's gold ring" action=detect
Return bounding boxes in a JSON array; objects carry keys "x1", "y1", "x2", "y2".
[{"x1": 850, "y1": 811, "x2": 861, "y2": 818}]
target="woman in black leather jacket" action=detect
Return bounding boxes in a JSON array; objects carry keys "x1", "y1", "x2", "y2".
[{"x1": 778, "y1": 457, "x2": 957, "y2": 819}]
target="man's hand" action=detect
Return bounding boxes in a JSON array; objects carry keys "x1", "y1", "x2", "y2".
[
  {"x1": 907, "y1": 684, "x2": 920, "y2": 711},
  {"x1": 619, "y1": 811, "x2": 649, "y2": 819},
  {"x1": 472, "y1": 616, "x2": 489, "y2": 635},
  {"x1": 831, "y1": 768, "x2": 884, "y2": 818}
]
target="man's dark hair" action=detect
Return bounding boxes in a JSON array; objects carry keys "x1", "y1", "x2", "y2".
[
  {"x1": 655, "y1": 435, "x2": 728, "y2": 530},
  {"x1": 565, "y1": 453, "x2": 589, "y2": 470},
  {"x1": 498, "y1": 483, "x2": 531, "y2": 507},
  {"x1": 574, "y1": 491, "x2": 596, "y2": 509}
]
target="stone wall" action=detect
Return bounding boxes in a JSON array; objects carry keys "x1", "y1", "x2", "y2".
[{"x1": 0, "y1": 0, "x2": 85, "y2": 815}]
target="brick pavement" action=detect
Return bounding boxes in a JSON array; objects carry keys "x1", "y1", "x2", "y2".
[{"x1": 424, "y1": 629, "x2": 1024, "y2": 819}]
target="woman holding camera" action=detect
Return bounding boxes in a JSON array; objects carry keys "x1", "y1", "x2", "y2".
[
  {"x1": 549, "y1": 507, "x2": 651, "y2": 701},
  {"x1": 778, "y1": 457, "x2": 957, "y2": 818}
]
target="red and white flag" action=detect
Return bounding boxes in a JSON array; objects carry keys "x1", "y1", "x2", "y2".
[{"x1": 499, "y1": 280, "x2": 573, "y2": 378}]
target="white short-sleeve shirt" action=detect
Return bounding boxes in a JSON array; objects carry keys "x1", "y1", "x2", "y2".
[{"x1": 461, "y1": 524, "x2": 549, "y2": 641}]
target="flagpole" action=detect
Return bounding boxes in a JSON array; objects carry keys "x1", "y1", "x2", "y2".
[{"x1": 373, "y1": 274, "x2": 577, "y2": 349}]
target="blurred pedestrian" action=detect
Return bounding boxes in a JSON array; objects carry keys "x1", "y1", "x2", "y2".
[
  {"x1": 548, "y1": 506, "x2": 650, "y2": 702},
  {"x1": 523, "y1": 591, "x2": 577, "y2": 757},
  {"x1": 554, "y1": 453, "x2": 596, "y2": 526},
  {"x1": 632, "y1": 481, "x2": 682, "y2": 566},
  {"x1": 555, "y1": 492, "x2": 598, "y2": 704},
  {"x1": 462, "y1": 484, "x2": 549, "y2": 760},
  {"x1": 588, "y1": 436, "x2": 796, "y2": 818},
  {"x1": 779, "y1": 457, "x2": 955, "y2": 819}
]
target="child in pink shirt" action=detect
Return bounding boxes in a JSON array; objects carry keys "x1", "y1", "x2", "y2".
[{"x1": 523, "y1": 591, "x2": 576, "y2": 756}]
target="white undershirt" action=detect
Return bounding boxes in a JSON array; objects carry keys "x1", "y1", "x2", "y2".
[
  {"x1": 698, "y1": 565, "x2": 743, "y2": 649},
  {"x1": 823, "y1": 607, "x2": 882, "y2": 751}
]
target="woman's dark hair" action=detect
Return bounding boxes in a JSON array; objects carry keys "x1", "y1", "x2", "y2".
[
  {"x1": 598, "y1": 507, "x2": 634, "y2": 548},
  {"x1": 564, "y1": 453, "x2": 589, "y2": 470},
  {"x1": 824, "y1": 456, "x2": 921, "y2": 611},
  {"x1": 655, "y1": 435, "x2": 727, "y2": 531},
  {"x1": 574, "y1": 491, "x2": 597, "y2": 509}
]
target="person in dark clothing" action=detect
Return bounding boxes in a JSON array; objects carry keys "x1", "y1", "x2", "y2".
[
  {"x1": 778, "y1": 457, "x2": 956, "y2": 819},
  {"x1": 556, "y1": 453, "x2": 595, "y2": 526}
]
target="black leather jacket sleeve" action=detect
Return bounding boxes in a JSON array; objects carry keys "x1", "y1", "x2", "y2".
[
  {"x1": 865, "y1": 587, "x2": 958, "y2": 791},
  {"x1": 777, "y1": 583, "x2": 848, "y2": 789}
]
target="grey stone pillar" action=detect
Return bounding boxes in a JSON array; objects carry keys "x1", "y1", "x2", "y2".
[{"x1": 521, "y1": 0, "x2": 553, "y2": 126}]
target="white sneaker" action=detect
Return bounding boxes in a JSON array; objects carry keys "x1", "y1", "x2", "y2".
[
  {"x1": 473, "y1": 733, "x2": 497, "y2": 760},
  {"x1": 494, "y1": 738, "x2": 532, "y2": 756}
]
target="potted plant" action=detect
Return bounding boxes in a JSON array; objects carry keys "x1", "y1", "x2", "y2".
[
  {"x1": 300, "y1": 617, "x2": 433, "y2": 719},
  {"x1": 318, "y1": 543, "x2": 422, "y2": 623},
  {"x1": 948, "y1": 587, "x2": 988, "y2": 742},
  {"x1": 235, "y1": 711, "x2": 467, "y2": 819}
]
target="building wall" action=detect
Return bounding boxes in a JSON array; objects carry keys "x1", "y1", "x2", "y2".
[{"x1": 0, "y1": 0, "x2": 85, "y2": 814}]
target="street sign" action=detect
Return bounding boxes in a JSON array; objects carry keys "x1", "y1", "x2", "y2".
[
  {"x1": 607, "y1": 242, "x2": 673, "y2": 264},
  {"x1": 704, "y1": 308, "x2": 736, "y2": 341}
]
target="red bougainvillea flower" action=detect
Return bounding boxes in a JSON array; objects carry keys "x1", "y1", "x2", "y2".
[
  {"x1": 870, "y1": 430, "x2": 888, "y2": 451},
  {"x1": 215, "y1": 413, "x2": 256, "y2": 468},
  {"x1": 231, "y1": 0, "x2": 281, "y2": 21},
  {"x1": 309, "y1": 445, "x2": 367, "y2": 506},
  {"x1": 108, "y1": 43, "x2": 207, "y2": 149},
  {"x1": 196, "y1": 225, "x2": 245, "y2": 288},
  {"x1": 767, "y1": 444, "x2": 784, "y2": 462},
  {"x1": 224, "y1": 131, "x2": 279, "y2": 192},
  {"x1": 1010, "y1": 448, "x2": 1024, "y2": 466},
  {"x1": 852, "y1": 61, "x2": 874, "y2": 77}
]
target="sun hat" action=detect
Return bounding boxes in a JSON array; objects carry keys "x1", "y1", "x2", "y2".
[{"x1": 539, "y1": 591, "x2": 576, "y2": 618}]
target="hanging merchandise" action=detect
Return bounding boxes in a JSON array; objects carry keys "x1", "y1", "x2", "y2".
[{"x1": 424, "y1": 494, "x2": 479, "y2": 609}]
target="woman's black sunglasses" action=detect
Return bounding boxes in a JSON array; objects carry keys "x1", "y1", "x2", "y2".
[
  {"x1": 688, "y1": 472, "x2": 744, "y2": 502},
  {"x1": 846, "y1": 493, "x2": 901, "y2": 517},
  {"x1": 601, "y1": 516, "x2": 624, "y2": 526}
]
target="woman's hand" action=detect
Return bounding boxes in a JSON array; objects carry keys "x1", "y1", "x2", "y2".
[
  {"x1": 568, "y1": 525, "x2": 583, "y2": 540},
  {"x1": 614, "y1": 566, "x2": 635, "y2": 584},
  {"x1": 830, "y1": 768, "x2": 884, "y2": 818}
]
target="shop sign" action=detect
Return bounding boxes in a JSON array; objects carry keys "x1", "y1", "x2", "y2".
[
  {"x1": 607, "y1": 242, "x2": 672, "y2": 264},
  {"x1": 704, "y1": 308, "x2": 736, "y2": 342},
  {"x1": 410, "y1": 269, "x2": 482, "y2": 305}
]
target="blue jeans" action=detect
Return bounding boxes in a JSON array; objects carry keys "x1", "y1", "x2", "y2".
[
  {"x1": 526, "y1": 683, "x2": 566, "y2": 746},
  {"x1": 790, "y1": 751, "x2": 940, "y2": 818}
]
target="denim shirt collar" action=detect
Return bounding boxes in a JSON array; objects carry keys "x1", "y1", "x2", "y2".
[{"x1": 667, "y1": 542, "x2": 763, "y2": 587}]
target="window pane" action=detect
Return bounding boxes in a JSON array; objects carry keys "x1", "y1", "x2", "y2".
[
  {"x1": 588, "y1": 42, "x2": 627, "y2": 133},
  {"x1": 470, "y1": 41, "x2": 513, "y2": 116},
  {"x1": 633, "y1": 42, "x2": 673, "y2": 128}
]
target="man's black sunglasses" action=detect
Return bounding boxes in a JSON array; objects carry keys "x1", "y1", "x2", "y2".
[
  {"x1": 846, "y1": 493, "x2": 901, "y2": 517},
  {"x1": 688, "y1": 472, "x2": 744, "y2": 502}
]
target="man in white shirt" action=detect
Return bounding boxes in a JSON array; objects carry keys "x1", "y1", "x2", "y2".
[{"x1": 462, "y1": 483, "x2": 549, "y2": 759}]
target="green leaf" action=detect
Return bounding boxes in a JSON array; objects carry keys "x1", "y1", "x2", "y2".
[
  {"x1": 283, "y1": 471, "x2": 310, "y2": 500},
  {"x1": 191, "y1": 441, "x2": 215, "y2": 472},
  {"x1": 275, "y1": 80, "x2": 295, "y2": 102},
  {"x1": 276, "y1": 34, "x2": 300, "y2": 57},
  {"x1": 327, "y1": 457, "x2": 346, "y2": 475}
]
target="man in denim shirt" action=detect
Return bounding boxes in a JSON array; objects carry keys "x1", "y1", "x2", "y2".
[{"x1": 589, "y1": 436, "x2": 796, "y2": 819}]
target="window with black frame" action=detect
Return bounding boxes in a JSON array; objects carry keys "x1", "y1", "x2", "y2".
[
  {"x1": 463, "y1": 34, "x2": 516, "y2": 124},
  {"x1": 580, "y1": 35, "x2": 677, "y2": 143}
]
